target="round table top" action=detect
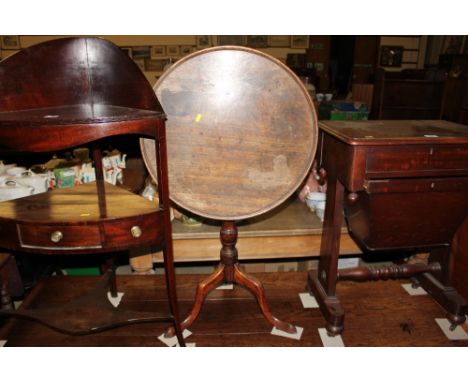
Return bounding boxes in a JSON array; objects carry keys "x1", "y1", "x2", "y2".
[{"x1": 141, "y1": 46, "x2": 318, "y2": 220}]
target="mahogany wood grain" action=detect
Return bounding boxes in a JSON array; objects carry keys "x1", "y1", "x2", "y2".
[
  {"x1": 451, "y1": 218, "x2": 468, "y2": 300},
  {"x1": 141, "y1": 46, "x2": 318, "y2": 221},
  {"x1": 0, "y1": 37, "x2": 184, "y2": 345},
  {"x1": 308, "y1": 120, "x2": 468, "y2": 336},
  {"x1": 141, "y1": 47, "x2": 318, "y2": 335}
]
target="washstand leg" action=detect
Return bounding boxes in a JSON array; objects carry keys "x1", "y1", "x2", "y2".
[
  {"x1": 162, "y1": 245, "x2": 186, "y2": 346},
  {"x1": 101, "y1": 256, "x2": 118, "y2": 298}
]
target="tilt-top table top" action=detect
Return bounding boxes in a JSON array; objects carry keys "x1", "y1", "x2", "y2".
[{"x1": 141, "y1": 46, "x2": 318, "y2": 221}]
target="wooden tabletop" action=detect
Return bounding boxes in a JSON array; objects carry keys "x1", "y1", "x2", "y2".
[
  {"x1": 319, "y1": 120, "x2": 468, "y2": 145},
  {"x1": 141, "y1": 46, "x2": 318, "y2": 221}
]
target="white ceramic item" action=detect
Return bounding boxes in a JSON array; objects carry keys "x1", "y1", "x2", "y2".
[
  {"x1": 6, "y1": 166, "x2": 27, "y2": 176},
  {"x1": 305, "y1": 191, "x2": 326, "y2": 212},
  {"x1": 16, "y1": 170, "x2": 49, "y2": 194},
  {"x1": 0, "y1": 179, "x2": 35, "y2": 201}
]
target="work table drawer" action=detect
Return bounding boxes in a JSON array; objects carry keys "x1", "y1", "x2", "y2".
[{"x1": 365, "y1": 145, "x2": 468, "y2": 178}]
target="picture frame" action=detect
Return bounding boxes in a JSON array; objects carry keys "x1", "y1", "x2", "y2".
[
  {"x1": 247, "y1": 35, "x2": 268, "y2": 48},
  {"x1": 290, "y1": 36, "x2": 309, "y2": 49},
  {"x1": 267, "y1": 36, "x2": 290, "y2": 47},
  {"x1": 167, "y1": 45, "x2": 180, "y2": 56},
  {"x1": 151, "y1": 46, "x2": 166, "y2": 58},
  {"x1": 1, "y1": 35, "x2": 20, "y2": 50},
  {"x1": 144, "y1": 58, "x2": 168, "y2": 72},
  {"x1": 215, "y1": 36, "x2": 247, "y2": 46},
  {"x1": 196, "y1": 35, "x2": 212, "y2": 49},
  {"x1": 380, "y1": 46, "x2": 403, "y2": 67},
  {"x1": 131, "y1": 46, "x2": 151, "y2": 60},
  {"x1": 180, "y1": 45, "x2": 193, "y2": 56}
]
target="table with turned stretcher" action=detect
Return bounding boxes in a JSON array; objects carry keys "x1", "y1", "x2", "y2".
[{"x1": 308, "y1": 119, "x2": 468, "y2": 336}]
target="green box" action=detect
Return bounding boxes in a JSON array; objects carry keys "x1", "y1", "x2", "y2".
[
  {"x1": 53, "y1": 167, "x2": 76, "y2": 188},
  {"x1": 66, "y1": 267, "x2": 101, "y2": 276},
  {"x1": 330, "y1": 111, "x2": 369, "y2": 121}
]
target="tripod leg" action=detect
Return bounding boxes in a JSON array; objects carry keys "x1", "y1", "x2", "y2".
[
  {"x1": 233, "y1": 264, "x2": 297, "y2": 334},
  {"x1": 165, "y1": 264, "x2": 225, "y2": 337}
]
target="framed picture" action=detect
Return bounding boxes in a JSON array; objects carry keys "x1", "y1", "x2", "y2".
[
  {"x1": 247, "y1": 36, "x2": 268, "y2": 48},
  {"x1": 120, "y1": 47, "x2": 133, "y2": 58},
  {"x1": 145, "y1": 58, "x2": 168, "y2": 72},
  {"x1": 380, "y1": 46, "x2": 403, "y2": 67},
  {"x1": 132, "y1": 46, "x2": 151, "y2": 60},
  {"x1": 196, "y1": 35, "x2": 212, "y2": 49},
  {"x1": 167, "y1": 45, "x2": 180, "y2": 56},
  {"x1": 151, "y1": 46, "x2": 166, "y2": 58},
  {"x1": 267, "y1": 36, "x2": 290, "y2": 47},
  {"x1": 1, "y1": 35, "x2": 20, "y2": 50},
  {"x1": 290, "y1": 36, "x2": 309, "y2": 49},
  {"x1": 216, "y1": 36, "x2": 247, "y2": 46},
  {"x1": 180, "y1": 45, "x2": 193, "y2": 56}
]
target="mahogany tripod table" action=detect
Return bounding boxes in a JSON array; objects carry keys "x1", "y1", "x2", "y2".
[
  {"x1": 308, "y1": 120, "x2": 468, "y2": 336},
  {"x1": 141, "y1": 46, "x2": 318, "y2": 335}
]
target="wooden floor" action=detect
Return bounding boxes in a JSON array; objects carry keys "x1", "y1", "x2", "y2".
[{"x1": 1, "y1": 271, "x2": 467, "y2": 346}]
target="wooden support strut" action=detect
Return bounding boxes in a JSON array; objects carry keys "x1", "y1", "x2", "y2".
[{"x1": 337, "y1": 262, "x2": 442, "y2": 282}]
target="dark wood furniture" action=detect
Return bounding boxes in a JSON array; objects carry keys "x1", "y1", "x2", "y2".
[
  {"x1": 308, "y1": 119, "x2": 468, "y2": 335},
  {"x1": 141, "y1": 46, "x2": 318, "y2": 335},
  {"x1": 451, "y1": 218, "x2": 468, "y2": 300},
  {"x1": 0, "y1": 253, "x2": 23, "y2": 311},
  {"x1": 372, "y1": 68, "x2": 446, "y2": 120},
  {"x1": 0, "y1": 37, "x2": 185, "y2": 345}
]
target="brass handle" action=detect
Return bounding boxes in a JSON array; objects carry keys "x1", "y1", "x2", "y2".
[
  {"x1": 50, "y1": 231, "x2": 63, "y2": 243},
  {"x1": 131, "y1": 226, "x2": 142, "y2": 238},
  {"x1": 347, "y1": 192, "x2": 359, "y2": 204}
]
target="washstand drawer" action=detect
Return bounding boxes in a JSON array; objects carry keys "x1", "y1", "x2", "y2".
[
  {"x1": 18, "y1": 223, "x2": 102, "y2": 250},
  {"x1": 102, "y1": 212, "x2": 165, "y2": 249},
  {"x1": 366, "y1": 145, "x2": 468, "y2": 177}
]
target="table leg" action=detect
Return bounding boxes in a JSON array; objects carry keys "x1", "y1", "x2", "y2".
[
  {"x1": 165, "y1": 220, "x2": 297, "y2": 337},
  {"x1": 413, "y1": 247, "x2": 467, "y2": 329},
  {"x1": 307, "y1": 175, "x2": 345, "y2": 336}
]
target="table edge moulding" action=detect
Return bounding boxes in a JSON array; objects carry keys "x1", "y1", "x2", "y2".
[{"x1": 0, "y1": 37, "x2": 185, "y2": 345}]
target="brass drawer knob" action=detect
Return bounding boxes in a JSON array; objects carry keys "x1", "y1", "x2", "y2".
[
  {"x1": 50, "y1": 230, "x2": 63, "y2": 243},
  {"x1": 131, "y1": 225, "x2": 142, "y2": 238}
]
